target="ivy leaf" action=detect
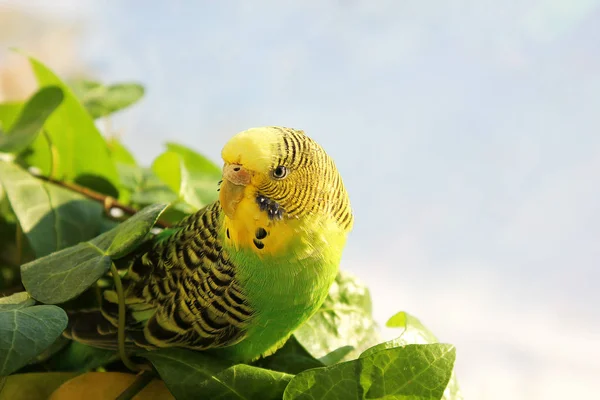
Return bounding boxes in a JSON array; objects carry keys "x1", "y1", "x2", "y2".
[
  {"x1": 21, "y1": 203, "x2": 168, "y2": 304},
  {"x1": 284, "y1": 344, "x2": 456, "y2": 400},
  {"x1": 143, "y1": 348, "x2": 292, "y2": 400},
  {"x1": 0, "y1": 294, "x2": 68, "y2": 376},
  {"x1": 362, "y1": 311, "x2": 464, "y2": 400},
  {"x1": 0, "y1": 86, "x2": 63, "y2": 154},
  {"x1": 294, "y1": 270, "x2": 380, "y2": 364},
  {"x1": 25, "y1": 54, "x2": 120, "y2": 193},
  {"x1": 71, "y1": 79, "x2": 145, "y2": 119},
  {"x1": 0, "y1": 161, "x2": 104, "y2": 257}
]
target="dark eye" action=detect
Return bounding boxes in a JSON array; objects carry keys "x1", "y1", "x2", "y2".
[{"x1": 272, "y1": 165, "x2": 288, "y2": 179}]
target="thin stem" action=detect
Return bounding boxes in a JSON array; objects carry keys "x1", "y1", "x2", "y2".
[
  {"x1": 115, "y1": 370, "x2": 155, "y2": 400},
  {"x1": 110, "y1": 262, "x2": 142, "y2": 373},
  {"x1": 43, "y1": 129, "x2": 59, "y2": 180},
  {"x1": 30, "y1": 172, "x2": 172, "y2": 228}
]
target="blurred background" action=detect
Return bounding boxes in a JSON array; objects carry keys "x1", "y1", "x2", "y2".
[{"x1": 1, "y1": 1, "x2": 599, "y2": 398}]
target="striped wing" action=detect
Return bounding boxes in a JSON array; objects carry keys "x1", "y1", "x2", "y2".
[{"x1": 68, "y1": 202, "x2": 254, "y2": 351}]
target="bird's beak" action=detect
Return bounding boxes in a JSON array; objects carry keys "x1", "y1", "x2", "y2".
[{"x1": 220, "y1": 163, "x2": 251, "y2": 219}]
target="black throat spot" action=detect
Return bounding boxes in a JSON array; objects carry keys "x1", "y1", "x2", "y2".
[{"x1": 256, "y1": 195, "x2": 284, "y2": 220}]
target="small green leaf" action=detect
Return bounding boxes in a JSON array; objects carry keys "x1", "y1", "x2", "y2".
[
  {"x1": 0, "y1": 86, "x2": 63, "y2": 154},
  {"x1": 93, "y1": 203, "x2": 169, "y2": 259},
  {"x1": 130, "y1": 168, "x2": 179, "y2": 207},
  {"x1": 0, "y1": 372, "x2": 79, "y2": 400},
  {"x1": 294, "y1": 270, "x2": 380, "y2": 364},
  {"x1": 165, "y1": 142, "x2": 221, "y2": 177},
  {"x1": 284, "y1": 344, "x2": 456, "y2": 400},
  {"x1": 361, "y1": 311, "x2": 438, "y2": 358},
  {"x1": 26, "y1": 54, "x2": 120, "y2": 191},
  {"x1": 151, "y1": 151, "x2": 182, "y2": 194},
  {"x1": 166, "y1": 143, "x2": 221, "y2": 208},
  {"x1": 21, "y1": 203, "x2": 168, "y2": 304},
  {"x1": 72, "y1": 79, "x2": 145, "y2": 119},
  {"x1": 106, "y1": 137, "x2": 137, "y2": 166},
  {"x1": 0, "y1": 292, "x2": 35, "y2": 310},
  {"x1": 143, "y1": 348, "x2": 292, "y2": 400},
  {"x1": 0, "y1": 302, "x2": 68, "y2": 376},
  {"x1": 0, "y1": 161, "x2": 104, "y2": 257},
  {"x1": 151, "y1": 144, "x2": 221, "y2": 211}
]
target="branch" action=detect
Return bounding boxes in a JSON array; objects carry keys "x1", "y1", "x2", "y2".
[{"x1": 31, "y1": 172, "x2": 172, "y2": 228}]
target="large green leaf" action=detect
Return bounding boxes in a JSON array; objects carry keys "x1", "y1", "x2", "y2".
[
  {"x1": 0, "y1": 161, "x2": 104, "y2": 257},
  {"x1": 71, "y1": 79, "x2": 145, "y2": 119},
  {"x1": 0, "y1": 372, "x2": 79, "y2": 400},
  {"x1": 284, "y1": 344, "x2": 456, "y2": 400},
  {"x1": 0, "y1": 86, "x2": 63, "y2": 154},
  {"x1": 21, "y1": 203, "x2": 168, "y2": 304},
  {"x1": 294, "y1": 270, "x2": 380, "y2": 364},
  {"x1": 0, "y1": 293, "x2": 68, "y2": 376},
  {"x1": 0, "y1": 102, "x2": 23, "y2": 131},
  {"x1": 143, "y1": 348, "x2": 292, "y2": 400},
  {"x1": 26, "y1": 55, "x2": 120, "y2": 192},
  {"x1": 363, "y1": 312, "x2": 464, "y2": 400}
]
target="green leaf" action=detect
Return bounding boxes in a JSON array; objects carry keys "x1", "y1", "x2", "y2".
[
  {"x1": 0, "y1": 86, "x2": 63, "y2": 154},
  {"x1": 361, "y1": 312, "x2": 438, "y2": 358},
  {"x1": 26, "y1": 55, "x2": 120, "y2": 191},
  {"x1": 105, "y1": 137, "x2": 142, "y2": 203},
  {"x1": 363, "y1": 312, "x2": 464, "y2": 400},
  {"x1": 166, "y1": 143, "x2": 221, "y2": 208},
  {"x1": 0, "y1": 292, "x2": 34, "y2": 310},
  {"x1": 93, "y1": 203, "x2": 169, "y2": 259},
  {"x1": 21, "y1": 203, "x2": 168, "y2": 304},
  {"x1": 143, "y1": 348, "x2": 292, "y2": 400},
  {"x1": 294, "y1": 270, "x2": 380, "y2": 364},
  {"x1": 71, "y1": 79, "x2": 145, "y2": 119},
  {"x1": 0, "y1": 298, "x2": 68, "y2": 376},
  {"x1": 284, "y1": 344, "x2": 456, "y2": 400},
  {"x1": 151, "y1": 151, "x2": 182, "y2": 194},
  {"x1": 165, "y1": 142, "x2": 221, "y2": 177},
  {"x1": 0, "y1": 372, "x2": 79, "y2": 400},
  {"x1": 0, "y1": 161, "x2": 104, "y2": 257},
  {"x1": 0, "y1": 102, "x2": 23, "y2": 132},
  {"x1": 48, "y1": 342, "x2": 117, "y2": 372},
  {"x1": 151, "y1": 143, "x2": 221, "y2": 211},
  {"x1": 254, "y1": 336, "x2": 324, "y2": 375},
  {"x1": 106, "y1": 137, "x2": 137, "y2": 166}
]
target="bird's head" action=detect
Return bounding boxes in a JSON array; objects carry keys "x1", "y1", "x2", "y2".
[{"x1": 219, "y1": 126, "x2": 353, "y2": 233}]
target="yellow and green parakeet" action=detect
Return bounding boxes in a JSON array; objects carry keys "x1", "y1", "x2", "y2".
[{"x1": 67, "y1": 126, "x2": 353, "y2": 363}]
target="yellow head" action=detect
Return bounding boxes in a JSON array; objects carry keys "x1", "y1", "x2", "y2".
[{"x1": 219, "y1": 126, "x2": 353, "y2": 253}]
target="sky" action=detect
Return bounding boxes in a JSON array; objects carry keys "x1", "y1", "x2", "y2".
[{"x1": 1, "y1": 1, "x2": 599, "y2": 399}]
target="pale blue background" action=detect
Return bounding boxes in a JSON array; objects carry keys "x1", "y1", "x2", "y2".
[{"x1": 1, "y1": 1, "x2": 599, "y2": 398}]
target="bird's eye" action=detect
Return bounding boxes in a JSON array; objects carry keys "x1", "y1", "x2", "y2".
[{"x1": 272, "y1": 165, "x2": 288, "y2": 179}]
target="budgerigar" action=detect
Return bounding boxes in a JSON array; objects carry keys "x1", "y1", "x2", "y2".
[{"x1": 67, "y1": 126, "x2": 353, "y2": 363}]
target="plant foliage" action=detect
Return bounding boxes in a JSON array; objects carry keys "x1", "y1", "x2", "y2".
[{"x1": 0, "y1": 54, "x2": 463, "y2": 400}]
